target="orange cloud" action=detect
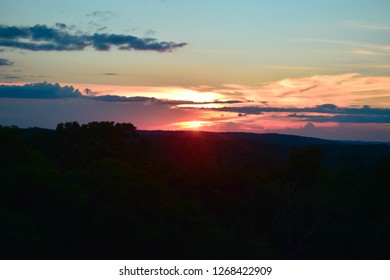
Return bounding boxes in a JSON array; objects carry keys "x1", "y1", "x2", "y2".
[
  {"x1": 215, "y1": 73, "x2": 390, "y2": 108},
  {"x1": 3, "y1": 73, "x2": 389, "y2": 140},
  {"x1": 351, "y1": 49, "x2": 379, "y2": 56}
]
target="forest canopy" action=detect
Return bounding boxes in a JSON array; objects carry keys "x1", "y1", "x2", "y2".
[{"x1": 0, "y1": 122, "x2": 389, "y2": 259}]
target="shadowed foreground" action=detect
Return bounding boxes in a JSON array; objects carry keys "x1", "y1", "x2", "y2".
[{"x1": 0, "y1": 122, "x2": 389, "y2": 259}]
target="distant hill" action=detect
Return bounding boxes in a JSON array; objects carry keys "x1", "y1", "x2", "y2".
[
  {"x1": 139, "y1": 130, "x2": 337, "y2": 146},
  {"x1": 2, "y1": 122, "x2": 390, "y2": 260},
  {"x1": 139, "y1": 130, "x2": 390, "y2": 166}
]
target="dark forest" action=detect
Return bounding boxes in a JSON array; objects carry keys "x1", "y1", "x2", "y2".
[{"x1": 1, "y1": 122, "x2": 389, "y2": 259}]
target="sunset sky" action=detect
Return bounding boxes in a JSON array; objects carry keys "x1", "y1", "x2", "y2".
[{"x1": 1, "y1": 0, "x2": 390, "y2": 141}]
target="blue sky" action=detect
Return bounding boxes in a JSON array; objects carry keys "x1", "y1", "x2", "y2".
[{"x1": 0, "y1": 0, "x2": 390, "y2": 140}]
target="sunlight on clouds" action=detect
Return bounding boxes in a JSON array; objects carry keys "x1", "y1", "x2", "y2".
[
  {"x1": 3, "y1": 73, "x2": 389, "y2": 140},
  {"x1": 167, "y1": 89, "x2": 223, "y2": 103},
  {"x1": 53, "y1": 74, "x2": 390, "y2": 136},
  {"x1": 215, "y1": 73, "x2": 390, "y2": 108},
  {"x1": 174, "y1": 121, "x2": 214, "y2": 130},
  {"x1": 351, "y1": 49, "x2": 379, "y2": 56},
  {"x1": 70, "y1": 83, "x2": 223, "y2": 103},
  {"x1": 70, "y1": 73, "x2": 390, "y2": 109}
]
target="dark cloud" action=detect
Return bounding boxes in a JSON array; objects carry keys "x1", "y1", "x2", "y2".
[
  {"x1": 0, "y1": 24, "x2": 188, "y2": 52},
  {"x1": 84, "y1": 88, "x2": 93, "y2": 95},
  {"x1": 199, "y1": 103, "x2": 390, "y2": 116},
  {"x1": 206, "y1": 106, "x2": 265, "y2": 114},
  {"x1": 86, "y1": 11, "x2": 116, "y2": 21},
  {"x1": 91, "y1": 95, "x2": 158, "y2": 103},
  {"x1": 55, "y1": 23, "x2": 67, "y2": 29},
  {"x1": 157, "y1": 99, "x2": 246, "y2": 106},
  {"x1": 0, "y1": 58, "x2": 13, "y2": 66},
  {"x1": 97, "y1": 26, "x2": 108, "y2": 32},
  {"x1": 189, "y1": 103, "x2": 390, "y2": 123},
  {"x1": 0, "y1": 83, "x2": 247, "y2": 107},
  {"x1": 145, "y1": 29, "x2": 157, "y2": 36},
  {"x1": 0, "y1": 73, "x2": 22, "y2": 80},
  {"x1": 2, "y1": 83, "x2": 388, "y2": 124},
  {"x1": 102, "y1": 72, "x2": 118, "y2": 76},
  {"x1": 89, "y1": 96, "x2": 245, "y2": 105},
  {"x1": 0, "y1": 82, "x2": 81, "y2": 98},
  {"x1": 280, "y1": 84, "x2": 319, "y2": 97},
  {"x1": 288, "y1": 113, "x2": 390, "y2": 123}
]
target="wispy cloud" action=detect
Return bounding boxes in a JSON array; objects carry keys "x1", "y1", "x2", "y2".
[
  {"x1": 0, "y1": 82, "x2": 245, "y2": 106},
  {"x1": 0, "y1": 58, "x2": 13, "y2": 66},
  {"x1": 189, "y1": 104, "x2": 390, "y2": 123},
  {"x1": 346, "y1": 21, "x2": 390, "y2": 30},
  {"x1": 267, "y1": 65, "x2": 320, "y2": 71},
  {"x1": 102, "y1": 72, "x2": 119, "y2": 76},
  {"x1": 86, "y1": 11, "x2": 117, "y2": 21},
  {"x1": 1, "y1": 80, "x2": 390, "y2": 141},
  {"x1": 0, "y1": 74, "x2": 21, "y2": 80},
  {"x1": 297, "y1": 38, "x2": 390, "y2": 55},
  {"x1": 357, "y1": 64, "x2": 390, "y2": 69},
  {"x1": 213, "y1": 73, "x2": 390, "y2": 108},
  {"x1": 351, "y1": 49, "x2": 379, "y2": 56},
  {"x1": 0, "y1": 24, "x2": 187, "y2": 52}
]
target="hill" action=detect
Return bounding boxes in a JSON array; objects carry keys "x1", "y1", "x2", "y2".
[{"x1": 1, "y1": 123, "x2": 389, "y2": 259}]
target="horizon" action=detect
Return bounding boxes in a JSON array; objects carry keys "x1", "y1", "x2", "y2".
[
  {"x1": 1, "y1": 0, "x2": 390, "y2": 141},
  {"x1": 7, "y1": 122, "x2": 390, "y2": 143}
]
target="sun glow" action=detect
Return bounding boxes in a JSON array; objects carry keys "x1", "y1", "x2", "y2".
[
  {"x1": 169, "y1": 89, "x2": 222, "y2": 103},
  {"x1": 66, "y1": 83, "x2": 224, "y2": 103},
  {"x1": 177, "y1": 121, "x2": 213, "y2": 130}
]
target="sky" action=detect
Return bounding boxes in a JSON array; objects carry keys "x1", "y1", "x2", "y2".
[{"x1": 0, "y1": 0, "x2": 390, "y2": 141}]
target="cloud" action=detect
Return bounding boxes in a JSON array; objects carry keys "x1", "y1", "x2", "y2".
[
  {"x1": 91, "y1": 95, "x2": 158, "y2": 103},
  {"x1": 145, "y1": 29, "x2": 157, "y2": 36},
  {"x1": 0, "y1": 58, "x2": 13, "y2": 66},
  {"x1": 297, "y1": 39, "x2": 390, "y2": 57},
  {"x1": 214, "y1": 73, "x2": 390, "y2": 108},
  {"x1": 86, "y1": 11, "x2": 116, "y2": 21},
  {"x1": 0, "y1": 82, "x2": 245, "y2": 106},
  {"x1": 0, "y1": 82, "x2": 81, "y2": 98},
  {"x1": 0, "y1": 83, "x2": 158, "y2": 102},
  {"x1": 0, "y1": 24, "x2": 188, "y2": 52},
  {"x1": 1, "y1": 82, "x2": 389, "y2": 141},
  {"x1": 0, "y1": 95, "x2": 202, "y2": 131},
  {"x1": 187, "y1": 103, "x2": 390, "y2": 124},
  {"x1": 354, "y1": 64, "x2": 390, "y2": 69},
  {"x1": 267, "y1": 65, "x2": 319, "y2": 71},
  {"x1": 2, "y1": 79, "x2": 389, "y2": 125},
  {"x1": 0, "y1": 73, "x2": 22, "y2": 80},
  {"x1": 55, "y1": 23, "x2": 67, "y2": 29},
  {"x1": 288, "y1": 113, "x2": 390, "y2": 123},
  {"x1": 347, "y1": 21, "x2": 390, "y2": 31},
  {"x1": 351, "y1": 49, "x2": 379, "y2": 56},
  {"x1": 157, "y1": 99, "x2": 246, "y2": 106},
  {"x1": 84, "y1": 88, "x2": 93, "y2": 95},
  {"x1": 102, "y1": 72, "x2": 119, "y2": 76}
]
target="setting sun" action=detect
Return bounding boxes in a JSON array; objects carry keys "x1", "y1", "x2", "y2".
[{"x1": 177, "y1": 121, "x2": 213, "y2": 130}]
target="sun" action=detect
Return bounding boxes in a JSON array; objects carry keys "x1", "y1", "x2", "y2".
[
  {"x1": 170, "y1": 89, "x2": 223, "y2": 103},
  {"x1": 177, "y1": 121, "x2": 213, "y2": 130}
]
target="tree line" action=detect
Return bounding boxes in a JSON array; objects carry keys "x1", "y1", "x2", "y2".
[{"x1": 0, "y1": 122, "x2": 389, "y2": 259}]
